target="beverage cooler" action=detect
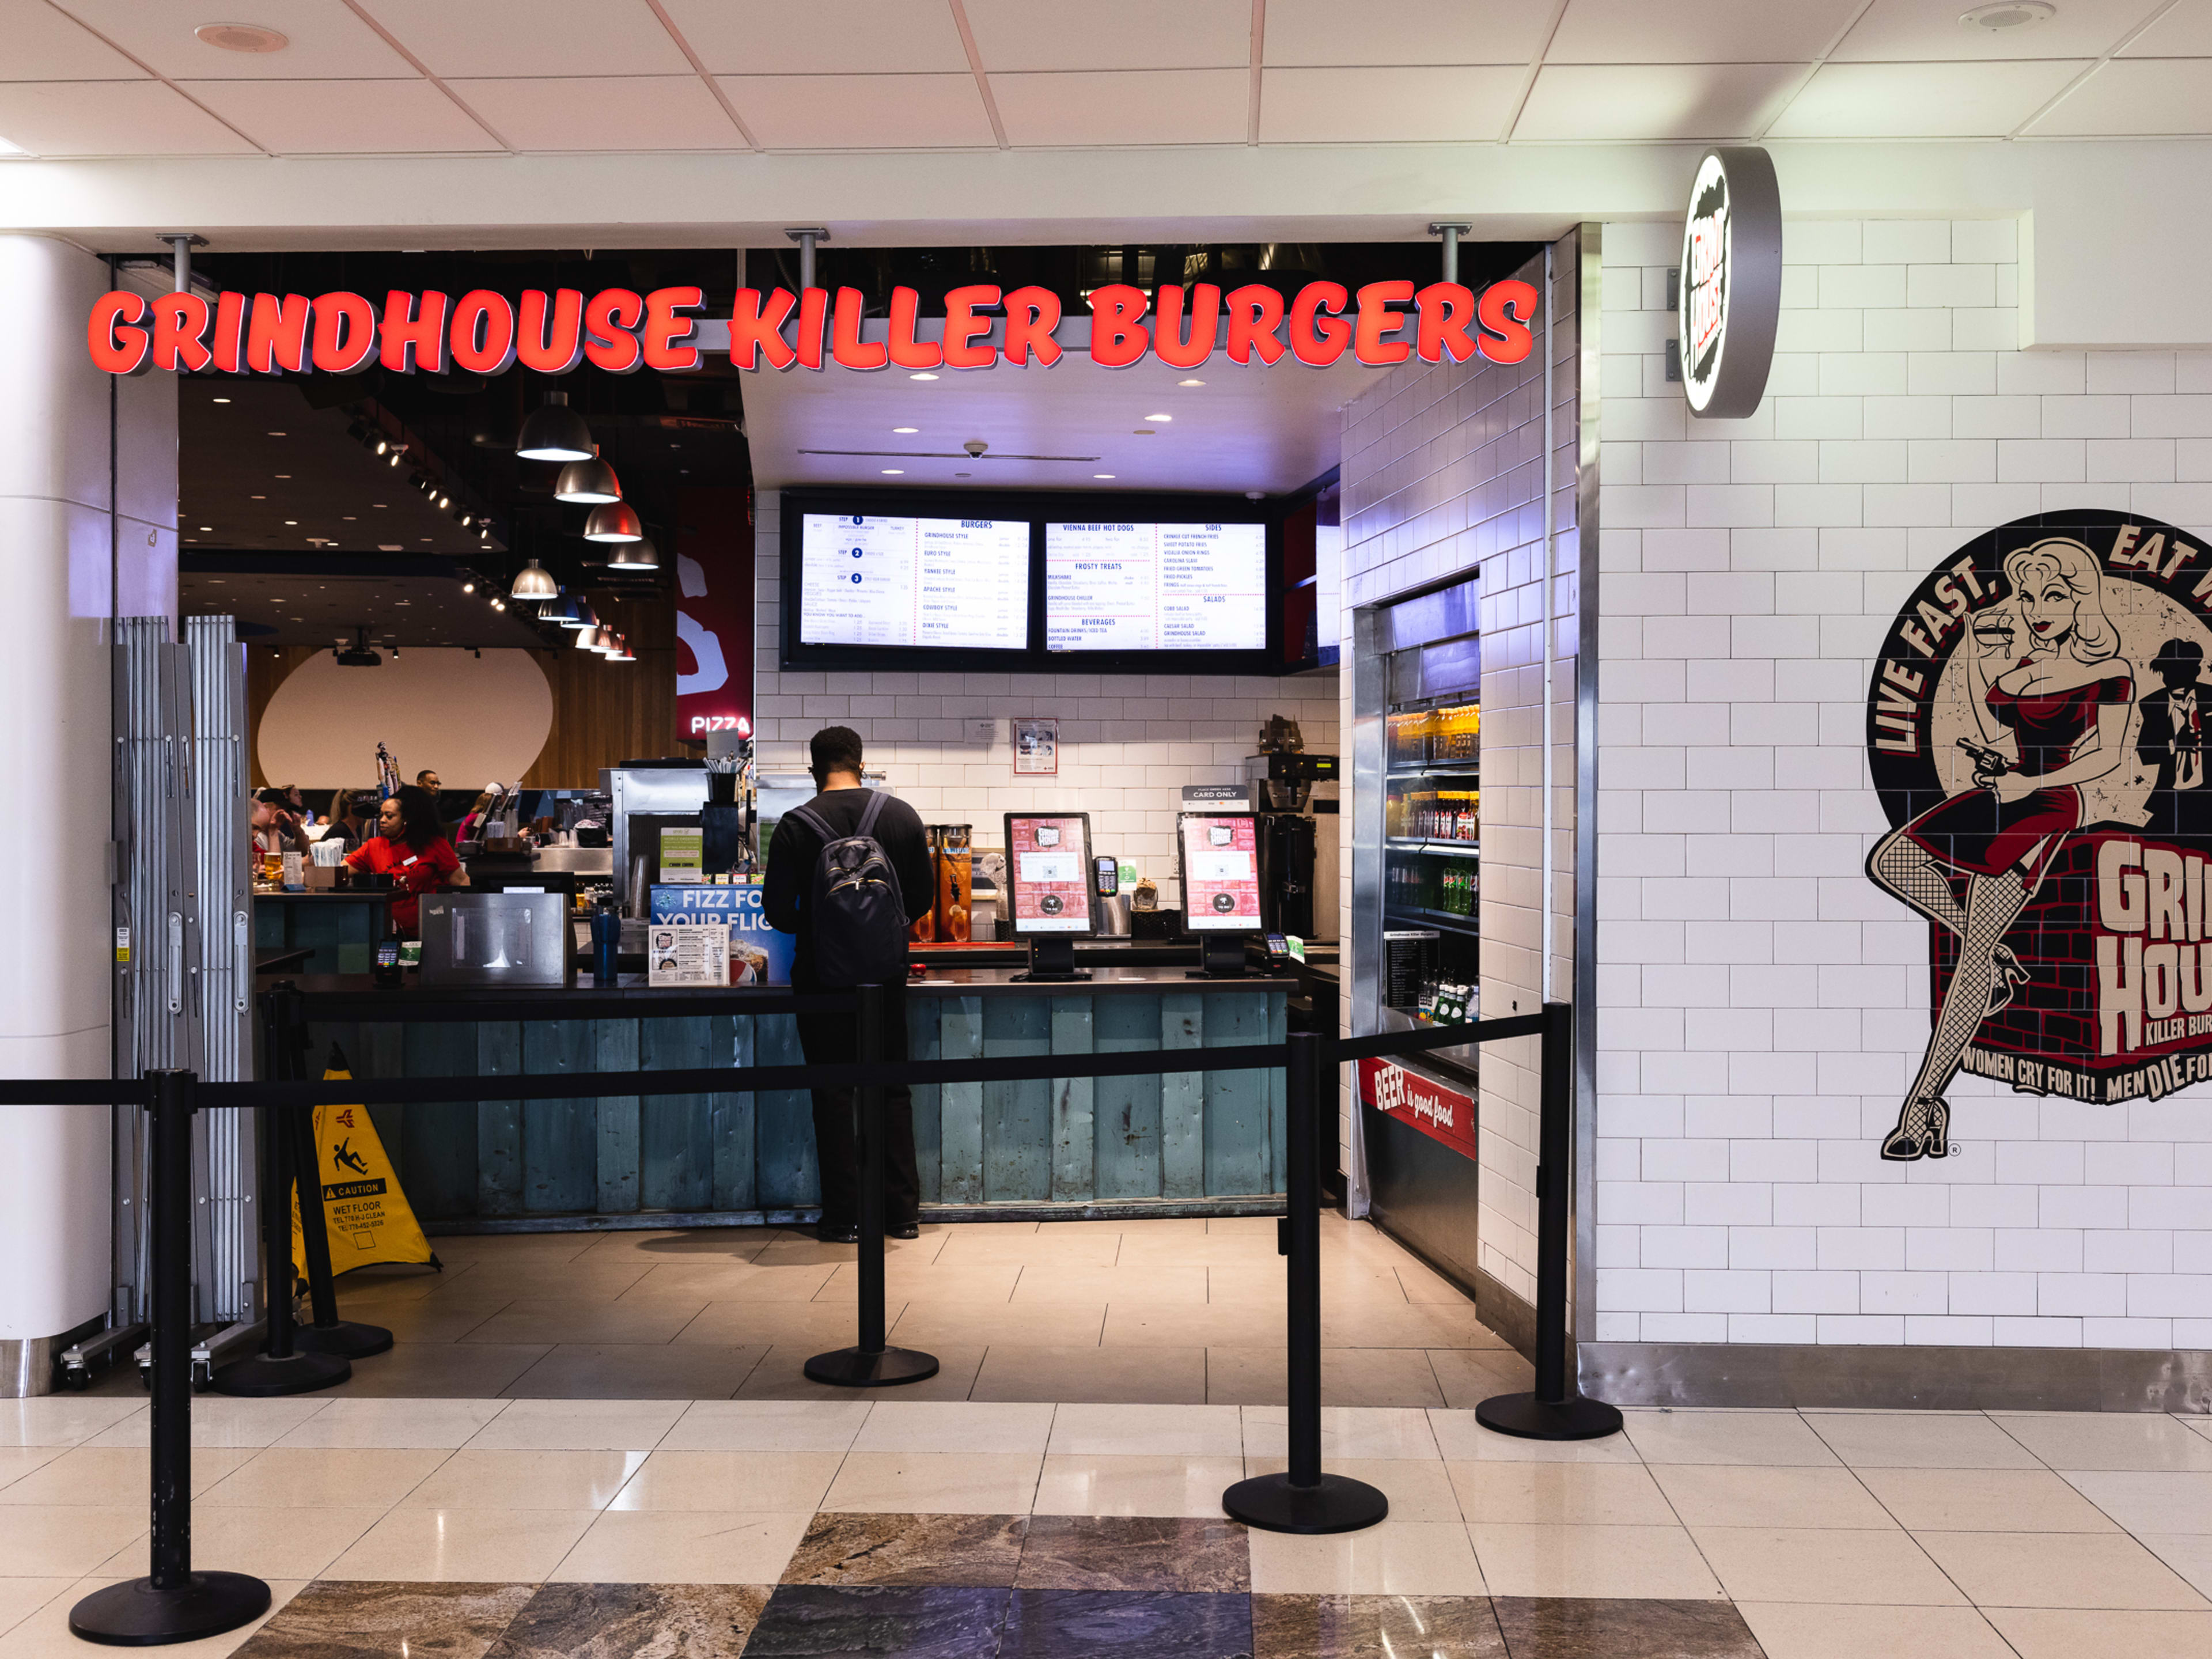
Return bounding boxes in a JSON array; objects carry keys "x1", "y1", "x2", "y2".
[{"x1": 1349, "y1": 574, "x2": 1484, "y2": 1292}]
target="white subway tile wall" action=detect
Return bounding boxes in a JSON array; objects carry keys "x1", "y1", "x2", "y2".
[
  {"x1": 1596, "y1": 216, "x2": 2212, "y2": 1350},
  {"x1": 1336, "y1": 248, "x2": 1582, "y2": 1308},
  {"x1": 751, "y1": 489, "x2": 1341, "y2": 880}
]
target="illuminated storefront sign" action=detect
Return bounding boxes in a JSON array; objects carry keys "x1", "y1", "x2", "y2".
[
  {"x1": 86, "y1": 278, "x2": 1540, "y2": 377},
  {"x1": 1679, "y1": 146, "x2": 1782, "y2": 419}
]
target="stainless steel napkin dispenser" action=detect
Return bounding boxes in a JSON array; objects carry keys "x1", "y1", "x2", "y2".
[{"x1": 418, "y1": 891, "x2": 574, "y2": 987}]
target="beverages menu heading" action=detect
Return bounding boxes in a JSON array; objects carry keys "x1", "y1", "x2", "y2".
[
  {"x1": 798, "y1": 513, "x2": 1028, "y2": 650},
  {"x1": 1045, "y1": 522, "x2": 1267, "y2": 652}
]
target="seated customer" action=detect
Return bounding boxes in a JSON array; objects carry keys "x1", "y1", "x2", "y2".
[
  {"x1": 343, "y1": 783, "x2": 468, "y2": 937},
  {"x1": 321, "y1": 790, "x2": 377, "y2": 855},
  {"x1": 251, "y1": 789, "x2": 310, "y2": 862}
]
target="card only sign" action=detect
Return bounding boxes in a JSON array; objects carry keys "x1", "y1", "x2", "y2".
[{"x1": 1358, "y1": 1057, "x2": 1477, "y2": 1162}]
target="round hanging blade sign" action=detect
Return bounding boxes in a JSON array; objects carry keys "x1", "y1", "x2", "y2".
[{"x1": 1678, "y1": 145, "x2": 1782, "y2": 419}]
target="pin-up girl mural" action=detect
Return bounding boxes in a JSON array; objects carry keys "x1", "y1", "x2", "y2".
[{"x1": 1866, "y1": 537, "x2": 2135, "y2": 1158}]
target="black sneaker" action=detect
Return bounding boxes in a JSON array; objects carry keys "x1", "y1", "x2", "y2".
[{"x1": 816, "y1": 1222, "x2": 859, "y2": 1245}]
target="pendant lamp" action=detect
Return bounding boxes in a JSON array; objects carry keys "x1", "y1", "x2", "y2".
[
  {"x1": 509, "y1": 559, "x2": 559, "y2": 600},
  {"x1": 573, "y1": 621, "x2": 603, "y2": 650},
  {"x1": 582, "y1": 501, "x2": 643, "y2": 543},
  {"x1": 608, "y1": 535, "x2": 660, "y2": 572},
  {"x1": 515, "y1": 389, "x2": 594, "y2": 462},
  {"x1": 554, "y1": 456, "x2": 621, "y2": 505}
]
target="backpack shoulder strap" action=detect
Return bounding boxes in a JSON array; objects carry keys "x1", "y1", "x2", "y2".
[
  {"x1": 855, "y1": 789, "x2": 891, "y2": 840},
  {"x1": 788, "y1": 802, "x2": 838, "y2": 843}
]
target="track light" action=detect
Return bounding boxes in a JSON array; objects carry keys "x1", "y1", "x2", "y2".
[
  {"x1": 582, "y1": 501, "x2": 643, "y2": 543},
  {"x1": 461, "y1": 580, "x2": 475, "y2": 594},
  {"x1": 608, "y1": 534, "x2": 660, "y2": 573},
  {"x1": 509, "y1": 559, "x2": 559, "y2": 600},
  {"x1": 554, "y1": 455, "x2": 621, "y2": 505},
  {"x1": 516, "y1": 389, "x2": 595, "y2": 462},
  {"x1": 490, "y1": 597, "x2": 505, "y2": 611}
]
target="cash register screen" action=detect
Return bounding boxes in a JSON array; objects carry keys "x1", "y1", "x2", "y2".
[
  {"x1": 1005, "y1": 815, "x2": 1095, "y2": 935},
  {"x1": 1177, "y1": 813, "x2": 1262, "y2": 932}
]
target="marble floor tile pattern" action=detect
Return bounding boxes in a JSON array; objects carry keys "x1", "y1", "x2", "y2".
[
  {"x1": 0, "y1": 1393, "x2": 2208, "y2": 1654},
  {"x1": 6, "y1": 1221, "x2": 2207, "y2": 1654}
]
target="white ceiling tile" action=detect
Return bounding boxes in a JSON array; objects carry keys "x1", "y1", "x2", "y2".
[
  {"x1": 993, "y1": 67, "x2": 1247, "y2": 144},
  {"x1": 1259, "y1": 66, "x2": 1524, "y2": 142},
  {"x1": 660, "y1": 0, "x2": 970, "y2": 73},
  {"x1": 1830, "y1": 0, "x2": 2166, "y2": 61},
  {"x1": 1766, "y1": 58, "x2": 2088, "y2": 136},
  {"x1": 1512, "y1": 62, "x2": 1801, "y2": 141},
  {"x1": 0, "y1": 0, "x2": 149, "y2": 77},
  {"x1": 2121, "y1": 0, "x2": 2212, "y2": 55},
  {"x1": 963, "y1": 0, "x2": 1249, "y2": 70},
  {"x1": 351, "y1": 0, "x2": 693, "y2": 77},
  {"x1": 716, "y1": 73, "x2": 994, "y2": 147},
  {"x1": 56, "y1": 0, "x2": 418, "y2": 78},
  {"x1": 1547, "y1": 0, "x2": 1863, "y2": 63},
  {"x1": 1262, "y1": 0, "x2": 1547, "y2": 65},
  {"x1": 181, "y1": 78, "x2": 499, "y2": 152},
  {"x1": 446, "y1": 75, "x2": 742, "y2": 150},
  {"x1": 2027, "y1": 57, "x2": 2212, "y2": 133},
  {"x1": 0, "y1": 79, "x2": 259, "y2": 154}
]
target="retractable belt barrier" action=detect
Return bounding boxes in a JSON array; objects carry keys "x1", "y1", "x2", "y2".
[{"x1": 25, "y1": 991, "x2": 1613, "y2": 1642}]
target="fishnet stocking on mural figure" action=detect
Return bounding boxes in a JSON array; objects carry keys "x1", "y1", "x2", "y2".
[{"x1": 1885, "y1": 865, "x2": 2031, "y2": 1161}]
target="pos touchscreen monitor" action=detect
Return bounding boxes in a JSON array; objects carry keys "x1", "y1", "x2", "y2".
[
  {"x1": 1176, "y1": 811, "x2": 1262, "y2": 978},
  {"x1": 1004, "y1": 813, "x2": 1096, "y2": 982}
]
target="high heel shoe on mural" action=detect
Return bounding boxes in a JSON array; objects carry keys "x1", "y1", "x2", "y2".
[
  {"x1": 1987, "y1": 945, "x2": 2030, "y2": 1016},
  {"x1": 1881, "y1": 1097, "x2": 1952, "y2": 1161}
]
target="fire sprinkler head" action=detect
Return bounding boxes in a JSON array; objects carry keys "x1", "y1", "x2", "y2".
[{"x1": 964, "y1": 440, "x2": 989, "y2": 457}]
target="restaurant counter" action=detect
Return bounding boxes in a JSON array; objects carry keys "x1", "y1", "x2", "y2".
[{"x1": 270, "y1": 965, "x2": 1293, "y2": 1230}]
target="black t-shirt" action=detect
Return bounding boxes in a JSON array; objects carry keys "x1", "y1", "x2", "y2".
[{"x1": 763, "y1": 787, "x2": 933, "y2": 986}]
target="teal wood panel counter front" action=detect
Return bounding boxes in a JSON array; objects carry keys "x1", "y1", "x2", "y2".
[{"x1": 282, "y1": 968, "x2": 1291, "y2": 1229}]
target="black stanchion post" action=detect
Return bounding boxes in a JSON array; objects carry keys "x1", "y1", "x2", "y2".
[
  {"x1": 274, "y1": 988, "x2": 392, "y2": 1362},
  {"x1": 1223, "y1": 1031, "x2": 1389, "y2": 1534},
  {"x1": 805, "y1": 984, "x2": 938, "y2": 1388},
  {"x1": 71, "y1": 1070, "x2": 272, "y2": 1646},
  {"x1": 211, "y1": 994, "x2": 350, "y2": 1397},
  {"x1": 1475, "y1": 1001, "x2": 1623, "y2": 1441}
]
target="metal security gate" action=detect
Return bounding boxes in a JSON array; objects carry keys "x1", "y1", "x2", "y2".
[{"x1": 112, "y1": 615, "x2": 254, "y2": 1331}]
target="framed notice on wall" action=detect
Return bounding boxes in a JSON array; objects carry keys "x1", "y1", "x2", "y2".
[{"x1": 1013, "y1": 717, "x2": 1058, "y2": 775}]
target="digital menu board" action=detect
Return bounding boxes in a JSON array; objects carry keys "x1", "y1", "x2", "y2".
[
  {"x1": 1046, "y1": 521, "x2": 1268, "y2": 652},
  {"x1": 1177, "y1": 813, "x2": 1262, "y2": 933},
  {"x1": 1005, "y1": 815, "x2": 1095, "y2": 935},
  {"x1": 798, "y1": 512, "x2": 1028, "y2": 651}
]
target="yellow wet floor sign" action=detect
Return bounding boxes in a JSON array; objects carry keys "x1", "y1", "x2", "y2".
[{"x1": 289, "y1": 1051, "x2": 437, "y2": 1279}]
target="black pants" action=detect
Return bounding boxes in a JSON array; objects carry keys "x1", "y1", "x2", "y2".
[{"x1": 795, "y1": 983, "x2": 920, "y2": 1228}]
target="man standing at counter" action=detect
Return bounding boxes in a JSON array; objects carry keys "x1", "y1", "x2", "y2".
[{"x1": 765, "y1": 727, "x2": 932, "y2": 1244}]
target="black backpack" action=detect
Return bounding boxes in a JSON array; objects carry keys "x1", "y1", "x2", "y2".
[{"x1": 789, "y1": 792, "x2": 908, "y2": 988}]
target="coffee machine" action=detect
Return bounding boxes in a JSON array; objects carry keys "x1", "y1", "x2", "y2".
[{"x1": 1244, "y1": 751, "x2": 1339, "y2": 941}]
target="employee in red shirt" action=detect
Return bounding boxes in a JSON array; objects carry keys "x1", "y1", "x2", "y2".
[{"x1": 344, "y1": 784, "x2": 467, "y2": 935}]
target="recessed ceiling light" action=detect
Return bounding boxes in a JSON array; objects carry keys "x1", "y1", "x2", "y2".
[
  {"x1": 1134, "y1": 428, "x2": 1156, "y2": 435},
  {"x1": 283, "y1": 520, "x2": 297, "y2": 525},
  {"x1": 1177, "y1": 379, "x2": 1205, "y2": 388},
  {"x1": 909, "y1": 372, "x2": 939, "y2": 381},
  {"x1": 881, "y1": 468, "x2": 904, "y2": 475},
  {"x1": 1143, "y1": 413, "x2": 1172, "y2": 422},
  {"x1": 199, "y1": 525, "x2": 212, "y2": 531},
  {"x1": 1094, "y1": 474, "x2": 1116, "y2": 479},
  {"x1": 196, "y1": 21, "x2": 289, "y2": 52},
  {"x1": 211, "y1": 396, "x2": 231, "y2": 403},
  {"x1": 274, "y1": 474, "x2": 290, "y2": 479},
  {"x1": 1960, "y1": 0, "x2": 2054, "y2": 25},
  {"x1": 372, "y1": 503, "x2": 386, "y2": 508},
  {"x1": 892, "y1": 427, "x2": 918, "y2": 434},
  {"x1": 266, "y1": 430, "x2": 286, "y2": 437},
  {"x1": 342, "y1": 516, "x2": 355, "y2": 521}
]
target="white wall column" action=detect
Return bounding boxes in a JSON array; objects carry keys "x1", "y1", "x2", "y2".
[{"x1": 0, "y1": 236, "x2": 175, "y2": 1392}]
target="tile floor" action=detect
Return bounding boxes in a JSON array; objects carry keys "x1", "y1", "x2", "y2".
[
  {"x1": 1, "y1": 1395, "x2": 2209, "y2": 1655},
  {"x1": 110, "y1": 1215, "x2": 1532, "y2": 1408},
  {"x1": 15, "y1": 1221, "x2": 2210, "y2": 1656}
]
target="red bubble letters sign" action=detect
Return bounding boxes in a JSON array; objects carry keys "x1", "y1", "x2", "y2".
[
  {"x1": 1358, "y1": 1058, "x2": 1477, "y2": 1163},
  {"x1": 87, "y1": 279, "x2": 1539, "y2": 377}
]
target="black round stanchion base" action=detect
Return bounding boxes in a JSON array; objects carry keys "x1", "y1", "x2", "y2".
[
  {"x1": 1475, "y1": 1391, "x2": 1625, "y2": 1442},
  {"x1": 1222, "y1": 1472, "x2": 1389, "y2": 1536},
  {"x1": 295, "y1": 1320, "x2": 393, "y2": 1359},
  {"x1": 802, "y1": 1346, "x2": 940, "y2": 1388},
  {"x1": 208, "y1": 1350, "x2": 351, "y2": 1397},
  {"x1": 69, "y1": 1571, "x2": 272, "y2": 1646}
]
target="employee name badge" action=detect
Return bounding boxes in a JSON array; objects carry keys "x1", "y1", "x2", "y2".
[
  {"x1": 649, "y1": 882, "x2": 792, "y2": 985},
  {"x1": 647, "y1": 920, "x2": 730, "y2": 986}
]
